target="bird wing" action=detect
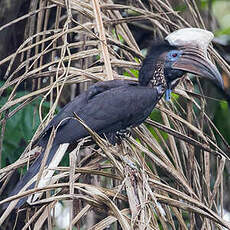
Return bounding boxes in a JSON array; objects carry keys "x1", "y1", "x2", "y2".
[
  {"x1": 37, "y1": 80, "x2": 136, "y2": 146},
  {"x1": 48, "y1": 82, "x2": 162, "y2": 146}
]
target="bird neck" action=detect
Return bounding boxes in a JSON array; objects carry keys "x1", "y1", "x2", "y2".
[{"x1": 147, "y1": 63, "x2": 167, "y2": 89}]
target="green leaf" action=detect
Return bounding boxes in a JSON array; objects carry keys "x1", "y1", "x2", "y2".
[{"x1": 1, "y1": 92, "x2": 52, "y2": 167}]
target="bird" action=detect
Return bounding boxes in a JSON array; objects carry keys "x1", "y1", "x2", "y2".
[{"x1": 1, "y1": 28, "x2": 224, "y2": 211}]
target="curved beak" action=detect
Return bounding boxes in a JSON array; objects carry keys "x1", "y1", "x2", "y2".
[{"x1": 172, "y1": 47, "x2": 224, "y2": 90}]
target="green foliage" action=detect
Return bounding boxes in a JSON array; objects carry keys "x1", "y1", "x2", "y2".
[
  {"x1": 148, "y1": 110, "x2": 168, "y2": 142},
  {"x1": 215, "y1": 27, "x2": 230, "y2": 36},
  {"x1": 174, "y1": 3, "x2": 186, "y2": 12},
  {"x1": 214, "y1": 100, "x2": 230, "y2": 144},
  {"x1": 0, "y1": 84, "x2": 52, "y2": 167},
  {"x1": 146, "y1": 93, "x2": 179, "y2": 143},
  {"x1": 123, "y1": 68, "x2": 139, "y2": 79},
  {"x1": 200, "y1": 0, "x2": 210, "y2": 9}
]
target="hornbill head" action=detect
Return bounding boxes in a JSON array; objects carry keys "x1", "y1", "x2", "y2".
[{"x1": 139, "y1": 28, "x2": 224, "y2": 100}]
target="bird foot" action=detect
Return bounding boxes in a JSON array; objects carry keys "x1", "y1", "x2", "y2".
[
  {"x1": 116, "y1": 129, "x2": 131, "y2": 138},
  {"x1": 105, "y1": 129, "x2": 131, "y2": 145}
]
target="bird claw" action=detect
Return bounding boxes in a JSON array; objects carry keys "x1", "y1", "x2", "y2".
[
  {"x1": 105, "y1": 129, "x2": 131, "y2": 145},
  {"x1": 116, "y1": 129, "x2": 131, "y2": 138}
]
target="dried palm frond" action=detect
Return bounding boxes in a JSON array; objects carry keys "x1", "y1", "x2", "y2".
[{"x1": 0, "y1": 0, "x2": 230, "y2": 229}]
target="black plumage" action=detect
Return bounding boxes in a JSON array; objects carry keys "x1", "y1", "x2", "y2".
[{"x1": 2, "y1": 34, "x2": 224, "y2": 210}]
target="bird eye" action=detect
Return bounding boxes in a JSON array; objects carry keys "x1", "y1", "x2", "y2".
[{"x1": 167, "y1": 50, "x2": 182, "y2": 61}]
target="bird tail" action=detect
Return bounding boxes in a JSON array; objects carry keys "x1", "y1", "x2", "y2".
[{"x1": 2, "y1": 143, "x2": 62, "y2": 210}]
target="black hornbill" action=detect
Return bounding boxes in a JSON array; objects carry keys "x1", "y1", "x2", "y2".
[{"x1": 2, "y1": 28, "x2": 224, "y2": 210}]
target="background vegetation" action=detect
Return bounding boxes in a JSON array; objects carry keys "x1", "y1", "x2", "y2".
[{"x1": 0, "y1": 0, "x2": 230, "y2": 229}]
